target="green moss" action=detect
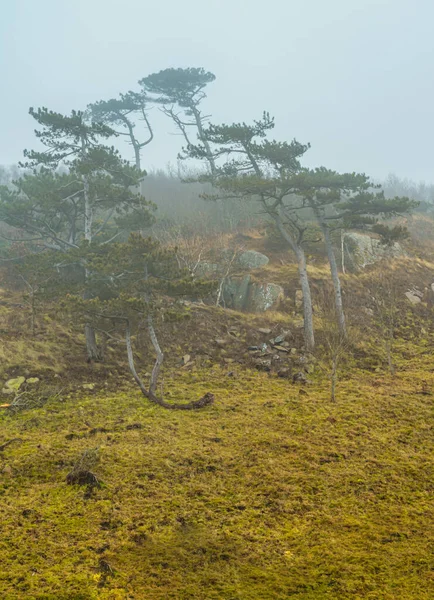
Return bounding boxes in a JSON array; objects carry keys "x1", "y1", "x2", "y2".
[{"x1": 0, "y1": 365, "x2": 433, "y2": 599}]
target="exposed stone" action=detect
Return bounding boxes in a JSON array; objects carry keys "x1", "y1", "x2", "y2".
[
  {"x1": 343, "y1": 232, "x2": 406, "y2": 271},
  {"x1": 258, "y1": 328, "x2": 272, "y2": 335},
  {"x1": 405, "y1": 289, "x2": 422, "y2": 305},
  {"x1": 237, "y1": 250, "x2": 269, "y2": 270},
  {"x1": 82, "y1": 383, "x2": 96, "y2": 391},
  {"x1": 222, "y1": 276, "x2": 283, "y2": 313},
  {"x1": 254, "y1": 359, "x2": 272, "y2": 372},
  {"x1": 277, "y1": 368, "x2": 291, "y2": 378},
  {"x1": 273, "y1": 345, "x2": 289, "y2": 353},
  {"x1": 292, "y1": 371, "x2": 309, "y2": 384},
  {"x1": 181, "y1": 354, "x2": 191, "y2": 366},
  {"x1": 249, "y1": 283, "x2": 284, "y2": 312}
]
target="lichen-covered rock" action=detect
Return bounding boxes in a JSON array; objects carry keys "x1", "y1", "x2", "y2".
[
  {"x1": 223, "y1": 275, "x2": 252, "y2": 311},
  {"x1": 248, "y1": 283, "x2": 284, "y2": 312},
  {"x1": 343, "y1": 232, "x2": 406, "y2": 271},
  {"x1": 237, "y1": 250, "x2": 269, "y2": 270},
  {"x1": 222, "y1": 276, "x2": 283, "y2": 313},
  {"x1": 405, "y1": 289, "x2": 422, "y2": 304}
]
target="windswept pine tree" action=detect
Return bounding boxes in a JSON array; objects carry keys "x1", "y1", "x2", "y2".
[
  {"x1": 60, "y1": 234, "x2": 215, "y2": 409},
  {"x1": 139, "y1": 67, "x2": 217, "y2": 173},
  {"x1": 0, "y1": 107, "x2": 155, "y2": 360},
  {"x1": 87, "y1": 92, "x2": 154, "y2": 170}
]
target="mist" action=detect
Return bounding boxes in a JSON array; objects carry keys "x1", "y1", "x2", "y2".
[{"x1": 2, "y1": 0, "x2": 434, "y2": 180}]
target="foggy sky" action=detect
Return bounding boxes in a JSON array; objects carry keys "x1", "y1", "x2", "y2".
[{"x1": 2, "y1": 0, "x2": 434, "y2": 181}]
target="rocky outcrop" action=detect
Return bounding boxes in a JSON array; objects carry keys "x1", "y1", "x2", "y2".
[
  {"x1": 222, "y1": 275, "x2": 283, "y2": 313},
  {"x1": 237, "y1": 250, "x2": 269, "y2": 269},
  {"x1": 343, "y1": 232, "x2": 406, "y2": 271}
]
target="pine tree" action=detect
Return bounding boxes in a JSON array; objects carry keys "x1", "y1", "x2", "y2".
[
  {"x1": 87, "y1": 92, "x2": 153, "y2": 170},
  {"x1": 1, "y1": 107, "x2": 155, "y2": 361},
  {"x1": 139, "y1": 67, "x2": 217, "y2": 173},
  {"x1": 62, "y1": 234, "x2": 214, "y2": 409}
]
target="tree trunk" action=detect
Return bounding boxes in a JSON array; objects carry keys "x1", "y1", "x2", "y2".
[
  {"x1": 191, "y1": 105, "x2": 216, "y2": 175},
  {"x1": 85, "y1": 323, "x2": 102, "y2": 362},
  {"x1": 124, "y1": 318, "x2": 214, "y2": 410},
  {"x1": 273, "y1": 214, "x2": 315, "y2": 351},
  {"x1": 80, "y1": 152, "x2": 101, "y2": 361},
  {"x1": 294, "y1": 245, "x2": 315, "y2": 352},
  {"x1": 318, "y1": 216, "x2": 346, "y2": 336},
  {"x1": 341, "y1": 230, "x2": 346, "y2": 275}
]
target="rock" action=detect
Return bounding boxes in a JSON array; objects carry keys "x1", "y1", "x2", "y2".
[
  {"x1": 215, "y1": 338, "x2": 228, "y2": 346},
  {"x1": 222, "y1": 276, "x2": 283, "y2": 313},
  {"x1": 277, "y1": 368, "x2": 291, "y2": 378},
  {"x1": 290, "y1": 348, "x2": 297, "y2": 355},
  {"x1": 249, "y1": 283, "x2": 284, "y2": 312},
  {"x1": 343, "y1": 232, "x2": 406, "y2": 271},
  {"x1": 26, "y1": 377, "x2": 40, "y2": 385},
  {"x1": 273, "y1": 345, "x2": 289, "y2": 353},
  {"x1": 258, "y1": 328, "x2": 272, "y2": 335},
  {"x1": 82, "y1": 383, "x2": 96, "y2": 391},
  {"x1": 3, "y1": 376, "x2": 25, "y2": 394},
  {"x1": 254, "y1": 359, "x2": 271, "y2": 372},
  {"x1": 405, "y1": 289, "x2": 423, "y2": 305},
  {"x1": 181, "y1": 354, "x2": 191, "y2": 366},
  {"x1": 237, "y1": 250, "x2": 269, "y2": 270},
  {"x1": 292, "y1": 371, "x2": 308, "y2": 384},
  {"x1": 295, "y1": 290, "x2": 303, "y2": 309},
  {"x1": 223, "y1": 275, "x2": 252, "y2": 311}
]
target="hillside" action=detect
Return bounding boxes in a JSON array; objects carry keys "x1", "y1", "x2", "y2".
[
  {"x1": 0, "y1": 239, "x2": 434, "y2": 599},
  {"x1": 0, "y1": 359, "x2": 433, "y2": 599}
]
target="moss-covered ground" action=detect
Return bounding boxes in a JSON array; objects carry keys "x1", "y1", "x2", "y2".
[{"x1": 1, "y1": 360, "x2": 433, "y2": 599}]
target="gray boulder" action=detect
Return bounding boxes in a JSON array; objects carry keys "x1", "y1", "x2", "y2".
[
  {"x1": 237, "y1": 250, "x2": 269, "y2": 270},
  {"x1": 343, "y1": 232, "x2": 406, "y2": 271},
  {"x1": 222, "y1": 275, "x2": 283, "y2": 313}
]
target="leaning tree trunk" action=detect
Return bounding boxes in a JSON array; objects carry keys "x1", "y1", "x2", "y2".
[
  {"x1": 274, "y1": 215, "x2": 315, "y2": 352},
  {"x1": 316, "y1": 213, "x2": 346, "y2": 336},
  {"x1": 124, "y1": 317, "x2": 214, "y2": 410},
  {"x1": 191, "y1": 105, "x2": 217, "y2": 175}
]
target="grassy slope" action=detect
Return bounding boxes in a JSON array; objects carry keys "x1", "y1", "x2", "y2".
[{"x1": 0, "y1": 360, "x2": 433, "y2": 600}]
